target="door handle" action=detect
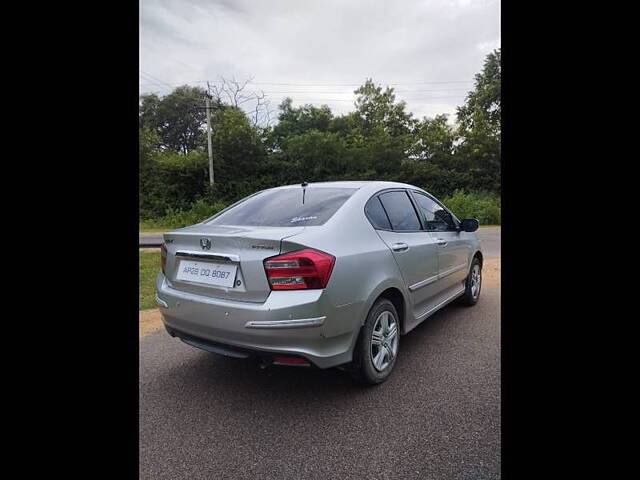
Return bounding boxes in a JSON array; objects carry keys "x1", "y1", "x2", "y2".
[
  {"x1": 391, "y1": 242, "x2": 409, "y2": 252},
  {"x1": 436, "y1": 239, "x2": 447, "y2": 246}
]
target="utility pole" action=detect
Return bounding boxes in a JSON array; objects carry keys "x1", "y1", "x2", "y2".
[{"x1": 205, "y1": 82, "x2": 214, "y2": 186}]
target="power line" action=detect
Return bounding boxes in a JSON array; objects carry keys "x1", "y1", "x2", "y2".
[
  {"x1": 250, "y1": 81, "x2": 473, "y2": 86},
  {"x1": 139, "y1": 71, "x2": 175, "y2": 90},
  {"x1": 139, "y1": 79, "x2": 474, "y2": 88},
  {"x1": 138, "y1": 87, "x2": 470, "y2": 97},
  {"x1": 274, "y1": 97, "x2": 465, "y2": 103},
  {"x1": 141, "y1": 72, "x2": 174, "y2": 89},
  {"x1": 138, "y1": 86, "x2": 470, "y2": 98},
  {"x1": 220, "y1": 89, "x2": 470, "y2": 94},
  {"x1": 144, "y1": 95, "x2": 465, "y2": 104}
]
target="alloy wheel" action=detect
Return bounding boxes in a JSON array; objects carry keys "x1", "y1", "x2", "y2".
[
  {"x1": 470, "y1": 264, "x2": 481, "y2": 299},
  {"x1": 370, "y1": 311, "x2": 399, "y2": 372}
]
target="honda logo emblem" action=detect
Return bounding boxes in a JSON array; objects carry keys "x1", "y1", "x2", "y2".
[{"x1": 200, "y1": 238, "x2": 211, "y2": 250}]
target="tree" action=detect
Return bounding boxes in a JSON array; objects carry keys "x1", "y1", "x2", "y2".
[
  {"x1": 413, "y1": 114, "x2": 456, "y2": 163},
  {"x1": 455, "y1": 49, "x2": 501, "y2": 193},
  {"x1": 139, "y1": 126, "x2": 161, "y2": 168},
  {"x1": 280, "y1": 130, "x2": 348, "y2": 181},
  {"x1": 353, "y1": 79, "x2": 417, "y2": 137},
  {"x1": 139, "y1": 85, "x2": 208, "y2": 154},
  {"x1": 208, "y1": 77, "x2": 275, "y2": 127},
  {"x1": 457, "y1": 49, "x2": 501, "y2": 139},
  {"x1": 139, "y1": 56, "x2": 502, "y2": 220},
  {"x1": 268, "y1": 98, "x2": 334, "y2": 150},
  {"x1": 210, "y1": 107, "x2": 268, "y2": 199}
]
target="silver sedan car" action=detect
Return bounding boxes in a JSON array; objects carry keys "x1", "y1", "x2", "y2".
[{"x1": 156, "y1": 181, "x2": 482, "y2": 384}]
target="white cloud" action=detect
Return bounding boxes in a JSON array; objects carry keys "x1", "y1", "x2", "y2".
[{"x1": 140, "y1": 0, "x2": 500, "y2": 121}]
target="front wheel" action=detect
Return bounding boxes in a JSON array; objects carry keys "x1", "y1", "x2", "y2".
[
  {"x1": 459, "y1": 257, "x2": 482, "y2": 306},
  {"x1": 350, "y1": 298, "x2": 400, "y2": 385}
]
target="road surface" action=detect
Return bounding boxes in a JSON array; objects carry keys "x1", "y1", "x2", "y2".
[
  {"x1": 140, "y1": 258, "x2": 501, "y2": 479},
  {"x1": 478, "y1": 227, "x2": 500, "y2": 258},
  {"x1": 139, "y1": 232, "x2": 164, "y2": 247}
]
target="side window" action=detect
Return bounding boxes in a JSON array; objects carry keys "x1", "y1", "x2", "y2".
[
  {"x1": 412, "y1": 192, "x2": 457, "y2": 232},
  {"x1": 378, "y1": 191, "x2": 421, "y2": 231},
  {"x1": 365, "y1": 197, "x2": 392, "y2": 230}
]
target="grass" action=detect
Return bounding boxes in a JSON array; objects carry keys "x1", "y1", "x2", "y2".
[
  {"x1": 139, "y1": 221, "x2": 178, "y2": 232},
  {"x1": 140, "y1": 250, "x2": 161, "y2": 310},
  {"x1": 479, "y1": 224, "x2": 501, "y2": 229}
]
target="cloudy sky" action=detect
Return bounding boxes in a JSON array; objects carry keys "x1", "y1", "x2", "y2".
[{"x1": 140, "y1": 0, "x2": 500, "y2": 123}]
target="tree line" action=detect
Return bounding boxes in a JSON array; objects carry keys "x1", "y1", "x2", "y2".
[{"x1": 139, "y1": 49, "x2": 500, "y2": 224}]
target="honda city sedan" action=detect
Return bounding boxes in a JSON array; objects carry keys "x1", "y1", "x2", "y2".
[{"x1": 156, "y1": 181, "x2": 482, "y2": 384}]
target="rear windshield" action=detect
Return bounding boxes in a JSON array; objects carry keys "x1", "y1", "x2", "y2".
[{"x1": 206, "y1": 187, "x2": 357, "y2": 227}]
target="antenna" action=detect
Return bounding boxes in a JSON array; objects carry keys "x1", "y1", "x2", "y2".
[{"x1": 301, "y1": 181, "x2": 308, "y2": 204}]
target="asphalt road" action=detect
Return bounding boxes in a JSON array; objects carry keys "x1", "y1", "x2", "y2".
[
  {"x1": 140, "y1": 271, "x2": 501, "y2": 478},
  {"x1": 139, "y1": 232, "x2": 164, "y2": 247},
  {"x1": 478, "y1": 228, "x2": 500, "y2": 258},
  {"x1": 139, "y1": 227, "x2": 501, "y2": 254}
]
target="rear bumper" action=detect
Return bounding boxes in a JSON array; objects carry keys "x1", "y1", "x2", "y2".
[{"x1": 155, "y1": 274, "x2": 363, "y2": 369}]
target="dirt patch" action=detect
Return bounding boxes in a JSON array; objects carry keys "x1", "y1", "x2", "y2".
[
  {"x1": 482, "y1": 257, "x2": 500, "y2": 287},
  {"x1": 139, "y1": 258, "x2": 500, "y2": 339},
  {"x1": 140, "y1": 309, "x2": 164, "y2": 338}
]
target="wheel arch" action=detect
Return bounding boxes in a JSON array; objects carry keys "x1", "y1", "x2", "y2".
[
  {"x1": 360, "y1": 281, "x2": 409, "y2": 334},
  {"x1": 376, "y1": 287, "x2": 406, "y2": 334},
  {"x1": 473, "y1": 250, "x2": 483, "y2": 268}
]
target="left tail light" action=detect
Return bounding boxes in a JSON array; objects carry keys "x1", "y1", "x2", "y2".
[
  {"x1": 264, "y1": 248, "x2": 335, "y2": 290},
  {"x1": 160, "y1": 243, "x2": 167, "y2": 274}
]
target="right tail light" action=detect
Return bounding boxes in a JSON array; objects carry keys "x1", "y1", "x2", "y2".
[{"x1": 263, "y1": 248, "x2": 335, "y2": 290}]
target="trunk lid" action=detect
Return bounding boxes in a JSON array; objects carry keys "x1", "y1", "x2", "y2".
[{"x1": 162, "y1": 224, "x2": 305, "y2": 303}]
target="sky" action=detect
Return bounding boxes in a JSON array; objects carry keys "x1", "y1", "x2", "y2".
[{"x1": 140, "y1": 0, "x2": 500, "y2": 124}]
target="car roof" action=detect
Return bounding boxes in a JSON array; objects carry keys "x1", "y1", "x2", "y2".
[{"x1": 276, "y1": 180, "x2": 418, "y2": 190}]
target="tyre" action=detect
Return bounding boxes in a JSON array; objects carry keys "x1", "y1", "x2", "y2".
[
  {"x1": 350, "y1": 298, "x2": 400, "y2": 385},
  {"x1": 459, "y1": 257, "x2": 482, "y2": 306}
]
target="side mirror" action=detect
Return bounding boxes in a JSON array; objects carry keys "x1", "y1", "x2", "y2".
[{"x1": 460, "y1": 218, "x2": 479, "y2": 232}]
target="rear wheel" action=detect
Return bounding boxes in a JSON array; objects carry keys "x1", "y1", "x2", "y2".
[
  {"x1": 350, "y1": 298, "x2": 400, "y2": 385},
  {"x1": 459, "y1": 257, "x2": 482, "y2": 306}
]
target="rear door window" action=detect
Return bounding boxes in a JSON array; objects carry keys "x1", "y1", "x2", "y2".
[
  {"x1": 378, "y1": 191, "x2": 422, "y2": 231},
  {"x1": 206, "y1": 187, "x2": 357, "y2": 227}
]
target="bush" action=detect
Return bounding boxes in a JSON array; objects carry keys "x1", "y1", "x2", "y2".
[
  {"x1": 139, "y1": 151, "x2": 210, "y2": 219},
  {"x1": 442, "y1": 189, "x2": 501, "y2": 225},
  {"x1": 139, "y1": 199, "x2": 228, "y2": 230},
  {"x1": 140, "y1": 189, "x2": 501, "y2": 230}
]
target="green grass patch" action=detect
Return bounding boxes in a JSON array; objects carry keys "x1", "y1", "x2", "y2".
[
  {"x1": 140, "y1": 250, "x2": 161, "y2": 311},
  {"x1": 139, "y1": 226, "x2": 169, "y2": 233}
]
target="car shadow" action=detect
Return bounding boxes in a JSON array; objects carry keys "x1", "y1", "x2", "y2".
[{"x1": 150, "y1": 300, "x2": 466, "y2": 410}]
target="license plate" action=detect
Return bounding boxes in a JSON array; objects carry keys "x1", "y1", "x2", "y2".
[{"x1": 175, "y1": 260, "x2": 237, "y2": 288}]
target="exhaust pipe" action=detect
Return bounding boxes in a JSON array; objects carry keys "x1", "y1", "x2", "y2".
[{"x1": 258, "y1": 357, "x2": 273, "y2": 369}]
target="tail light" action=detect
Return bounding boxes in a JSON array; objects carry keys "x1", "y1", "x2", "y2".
[
  {"x1": 160, "y1": 243, "x2": 167, "y2": 274},
  {"x1": 264, "y1": 248, "x2": 335, "y2": 290}
]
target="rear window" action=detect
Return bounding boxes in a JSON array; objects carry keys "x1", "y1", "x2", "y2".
[{"x1": 206, "y1": 187, "x2": 357, "y2": 227}]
